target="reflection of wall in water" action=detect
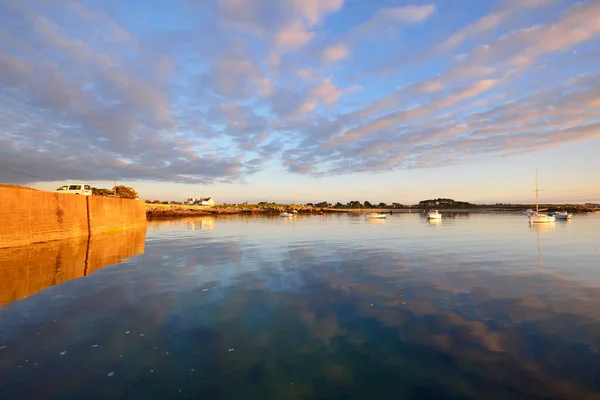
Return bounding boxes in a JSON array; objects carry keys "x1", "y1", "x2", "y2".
[{"x1": 0, "y1": 228, "x2": 146, "y2": 306}]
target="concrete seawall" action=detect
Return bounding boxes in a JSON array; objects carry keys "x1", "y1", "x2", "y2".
[
  {"x1": 0, "y1": 187, "x2": 146, "y2": 248},
  {"x1": 88, "y1": 195, "x2": 147, "y2": 235}
]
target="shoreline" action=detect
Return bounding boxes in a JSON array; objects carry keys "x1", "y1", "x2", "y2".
[{"x1": 146, "y1": 204, "x2": 597, "y2": 220}]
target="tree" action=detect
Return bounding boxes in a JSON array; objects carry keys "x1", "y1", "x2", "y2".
[
  {"x1": 315, "y1": 201, "x2": 329, "y2": 208},
  {"x1": 115, "y1": 185, "x2": 139, "y2": 199},
  {"x1": 92, "y1": 187, "x2": 114, "y2": 196},
  {"x1": 364, "y1": 201, "x2": 372, "y2": 208},
  {"x1": 334, "y1": 202, "x2": 344, "y2": 208},
  {"x1": 378, "y1": 202, "x2": 387, "y2": 208}
]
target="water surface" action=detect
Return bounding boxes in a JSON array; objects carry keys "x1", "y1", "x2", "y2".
[{"x1": 1, "y1": 213, "x2": 600, "y2": 399}]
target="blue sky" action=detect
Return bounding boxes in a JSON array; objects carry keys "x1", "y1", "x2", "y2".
[{"x1": 1, "y1": 0, "x2": 599, "y2": 204}]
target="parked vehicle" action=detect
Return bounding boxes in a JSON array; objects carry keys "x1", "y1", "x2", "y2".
[{"x1": 55, "y1": 183, "x2": 92, "y2": 196}]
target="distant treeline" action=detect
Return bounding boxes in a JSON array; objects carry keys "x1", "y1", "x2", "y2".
[
  {"x1": 417, "y1": 198, "x2": 476, "y2": 208},
  {"x1": 300, "y1": 199, "x2": 595, "y2": 212},
  {"x1": 302, "y1": 198, "x2": 477, "y2": 209},
  {"x1": 250, "y1": 199, "x2": 475, "y2": 208},
  {"x1": 305, "y1": 201, "x2": 407, "y2": 209}
]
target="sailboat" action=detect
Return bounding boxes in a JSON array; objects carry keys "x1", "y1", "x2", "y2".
[{"x1": 528, "y1": 169, "x2": 555, "y2": 223}]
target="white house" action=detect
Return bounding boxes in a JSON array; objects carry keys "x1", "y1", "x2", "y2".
[{"x1": 199, "y1": 197, "x2": 215, "y2": 206}]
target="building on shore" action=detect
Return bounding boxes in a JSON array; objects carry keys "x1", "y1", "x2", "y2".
[
  {"x1": 185, "y1": 197, "x2": 215, "y2": 206},
  {"x1": 199, "y1": 197, "x2": 215, "y2": 206}
]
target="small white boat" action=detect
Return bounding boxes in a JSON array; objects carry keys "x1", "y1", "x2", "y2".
[
  {"x1": 366, "y1": 213, "x2": 387, "y2": 219},
  {"x1": 551, "y1": 211, "x2": 572, "y2": 220},
  {"x1": 280, "y1": 212, "x2": 295, "y2": 218},
  {"x1": 529, "y1": 212, "x2": 555, "y2": 223},
  {"x1": 427, "y1": 210, "x2": 442, "y2": 219},
  {"x1": 528, "y1": 170, "x2": 555, "y2": 224}
]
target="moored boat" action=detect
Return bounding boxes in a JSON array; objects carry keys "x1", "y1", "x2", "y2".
[
  {"x1": 529, "y1": 212, "x2": 555, "y2": 223},
  {"x1": 366, "y1": 213, "x2": 387, "y2": 219},
  {"x1": 551, "y1": 211, "x2": 572, "y2": 220},
  {"x1": 427, "y1": 210, "x2": 442, "y2": 219}
]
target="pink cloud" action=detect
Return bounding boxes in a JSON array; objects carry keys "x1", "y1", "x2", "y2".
[
  {"x1": 290, "y1": 0, "x2": 344, "y2": 25},
  {"x1": 414, "y1": 79, "x2": 444, "y2": 93},
  {"x1": 387, "y1": 4, "x2": 437, "y2": 23},
  {"x1": 275, "y1": 21, "x2": 313, "y2": 50},
  {"x1": 354, "y1": 4, "x2": 436, "y2": 38},
  {"x1": 322, "y1": 44, "x2": 349, "y2": 63},
  {"x1": 298, "y1": 78, "x2": 343, "y2": 113}
]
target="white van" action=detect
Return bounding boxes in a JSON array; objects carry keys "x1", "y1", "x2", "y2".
[{"x1": 55, "y1": 183, "x2": 93, "y2": 196}]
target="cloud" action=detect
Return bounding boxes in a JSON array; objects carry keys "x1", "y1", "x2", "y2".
[
  {"x1": 413, "y1": 79, "x2": 444, "y2": 93},
  {"x1": 438, "y1": 1, "x2": 600, "y2": 85},
  {"x1": 353, "y1": 4, "x2": 436, "y2": 38},
  {"x1": 289, "y1": 0, "x2": 344, "y2": 26},
  {"x1": 387, "y1": 4, "x2": 437, "y2": 23},
  {"x1": 261, "y1": 0, "x2": 346, "y2": 68},
  {"x1": 436, "y1": 13, "x2": 506, "y2": 52},
  {"x1": 280, "y1": 67, "x2": 600, "y2": 176},
  {"x1": 436, "y1": 79, "x2": 498, "y2": 109},
  {"x1": 309, "y1": 78, "x2": 343, "y2": 105},
  {"x1": 294, "y1": 78, "x2": 345, "y2": 115},
  {"x1": 434, "y1": 0, "x2": 557, "y2": 53},
  {"x1": 275, "y1": 21, "x2": 314, "y2": 51},
  {"x1": 361, "y1": 0, "x2": 557, "y2": 79},
  {"x1": 0, "y1": 0, "x2": 258, "y2": 184},
  {"x1": 0, "y1": 0, "x2": 598, "y2": 187},
  {"x1": 322, "y1": 44, "x2": 349, "y2": 63}
]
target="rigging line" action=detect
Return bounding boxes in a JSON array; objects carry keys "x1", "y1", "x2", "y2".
[{"x1": 0, "y1": 164, "x2": 48, "y2": 181}]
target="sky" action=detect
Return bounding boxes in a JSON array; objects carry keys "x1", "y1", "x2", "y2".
[{"x1": 0, "y1": 0, "x2": 599, "y2": 204}]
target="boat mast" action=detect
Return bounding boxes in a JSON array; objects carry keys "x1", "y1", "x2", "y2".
[{"x1": 535, "y1": 169, "x2": 539, "y2": 214}]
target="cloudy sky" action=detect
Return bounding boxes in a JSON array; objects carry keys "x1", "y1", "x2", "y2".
[{"x1": 1, "y1": 0, "x2": 599, "y2": 204}]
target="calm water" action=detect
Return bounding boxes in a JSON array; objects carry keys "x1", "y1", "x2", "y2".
[{"x1": 1, "y1": 213, "x2": 600, "y2": 399}]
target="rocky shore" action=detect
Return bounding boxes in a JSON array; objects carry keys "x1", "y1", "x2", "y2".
[
  {"x1": 146, "y1": 203, "x2": 597, "y2": 220},
  {"x1": 145, "y1": 204, "x2": 335, "y2": 220}
]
